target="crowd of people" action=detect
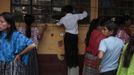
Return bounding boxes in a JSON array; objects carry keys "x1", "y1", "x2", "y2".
[
  {"x1": 83, "y1": 15, "x2": 133, "y2": 75},
  {"x1": 0, "y1": 5, "x2": 134, "y2": 75}
]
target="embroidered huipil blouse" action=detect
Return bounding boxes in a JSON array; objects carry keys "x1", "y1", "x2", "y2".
[
  {"x1": 18, "y1": 27, "x2": 40, "y2": 45},
  {"x1": 0, "y1": 31, "x2": 33, "y2": 64}
]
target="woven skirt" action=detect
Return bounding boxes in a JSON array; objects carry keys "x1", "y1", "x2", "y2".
[
  {"x1": 82, "y1": 52, "x2": 99, "y2": 75},
  {"x1": 0, "y1": 61, "x2": 27, "y2": 75}
]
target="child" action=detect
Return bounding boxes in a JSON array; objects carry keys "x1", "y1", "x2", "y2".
[
  {"x1": 57, "y1": 5, "x2": 87, "y2": 75},
  {"x1": 0, "y1": 12, "x2": 36, "y2": 75},
  {"x1": 117, "y1": 35, "x2": 134, "y2": 75},
  {"x1": 98, "y1": 21, "x2": 124, "y2": 75}
]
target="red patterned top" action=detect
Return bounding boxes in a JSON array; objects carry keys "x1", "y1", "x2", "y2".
[{"x1": 85, "y1": 29, "x2": 105, "y2": 56}]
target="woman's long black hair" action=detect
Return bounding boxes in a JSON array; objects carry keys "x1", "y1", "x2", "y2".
[
  {"x1": 123, "y1": 35, "x2": 134, "y2": 68},
  {"x1": 85, "y1": 19, "x2": 99, "y2": 47},
  {"x1": 85, "y1": 17, "x2": 110, "y2": 47},
  {"x1": 24, "y1": 14, "x2": 35, "y2": 38},
  {"x1": 0, "y1": 12, "x2": 17, "y2": 41}
]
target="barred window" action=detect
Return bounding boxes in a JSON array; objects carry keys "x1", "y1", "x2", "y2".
[
  {"x1": 11, "y1": 0, "x2": 90, "y2": 23},
  {"x1": 99, "y1": 0, "x2": 134, "y2": 17}
]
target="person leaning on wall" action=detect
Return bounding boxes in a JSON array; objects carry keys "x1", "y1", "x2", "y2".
[{"x1": 56, "y1": 5, "x2": 88, "y2": 75}]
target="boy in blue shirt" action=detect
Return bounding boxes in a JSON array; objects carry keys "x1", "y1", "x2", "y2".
[{"x1": 98, "y1": 21, "x2": 124, "y2": 75}]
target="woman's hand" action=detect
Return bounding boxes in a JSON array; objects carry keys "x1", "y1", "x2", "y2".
[{"x1": 14, "y1": 54, "x2": 21, "y2": 62}]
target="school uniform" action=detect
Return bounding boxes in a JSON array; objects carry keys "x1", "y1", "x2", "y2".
[
  {"x1": 99, "y1": 36, "x2": 124, "y2": 75},
  {"x1": 57, "y1": 11, "x2": 87, "y2": 75}
]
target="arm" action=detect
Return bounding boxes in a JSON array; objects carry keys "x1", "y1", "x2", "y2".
[
  {"x1": 56, "y1": 16, "x2": 63, "y2": 26},
  {"x1": 14, "y1": 43, "x2": 36, "y2": 61},
  {"x1": 98, "y1": 51, "x2": 104, "y2": 59},
  {"x1": 97, "y1": 39, "x2": 106, "y2": 69},
  {"x1": 78, "y1": 11, "x2": 88, "y2": 20},
  {"x1": 98, "y1": 39, "x2": 106, "y2": 59},
  {"x1": 97, "y1": 50, "x2": 104, "y2": 70}
]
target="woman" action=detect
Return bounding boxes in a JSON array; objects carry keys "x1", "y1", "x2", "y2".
[
  {"x1": 17, "y1": 14, "x2": 47, "y2": 75},
  {"x1": 83, "y1": 17, "x2": 107, "y2": 75},
  {"x1": 0, "y1": 12, "x2": 36, "y2": 75}
]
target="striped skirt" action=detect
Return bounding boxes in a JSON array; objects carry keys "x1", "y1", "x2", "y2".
[
  {"x1": 0, "y1": 61, "x2": 27, "y2": 75},
  {"x1": 82, "y1": 52, "x2": 99, "y2": 75},
  {"x1": 0, "y1": 48, "x2": 39, "y2": 75}
]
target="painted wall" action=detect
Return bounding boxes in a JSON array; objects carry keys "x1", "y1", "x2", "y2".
[
  {"x1": 37, "y1": 24, "x2": 88, "y2": 55},
  {"x1": 17, "y1": 23, "x2": 89, "y2": 54}
]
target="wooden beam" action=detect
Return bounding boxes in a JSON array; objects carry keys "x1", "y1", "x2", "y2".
[{"x1": 90, "y1": 0, "x2": 98, "y2": 21}]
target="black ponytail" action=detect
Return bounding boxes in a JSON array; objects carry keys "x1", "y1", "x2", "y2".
[{"x1": 24, "y1": 14, "x2": 34, "y2": 38}]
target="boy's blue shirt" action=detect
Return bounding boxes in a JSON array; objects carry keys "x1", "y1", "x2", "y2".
[{"x1": 99, "y1": 36, "x2": 124, "y2": 72}]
